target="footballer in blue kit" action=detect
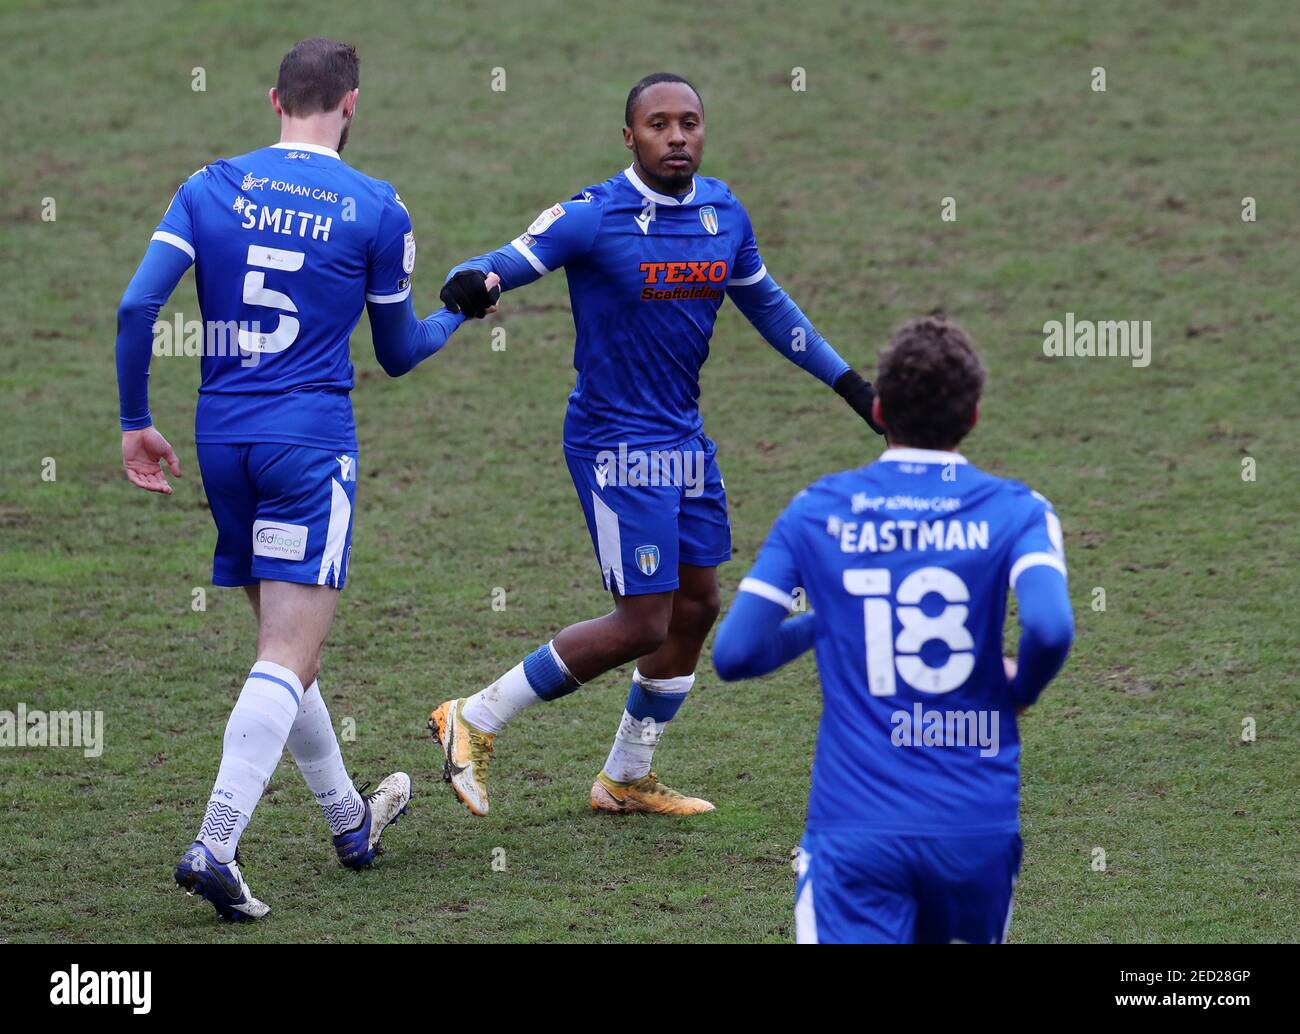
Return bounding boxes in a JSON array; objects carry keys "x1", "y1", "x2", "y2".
[
  {"x1": 113, "y1": 39, "x2": 487, "y2": 919},
  {"x1": 428, "y1": 74, "x2": 886, "y2": 818},
  {"x1": 712, "y1": 317, "x2": 1075, "y2": 943}
]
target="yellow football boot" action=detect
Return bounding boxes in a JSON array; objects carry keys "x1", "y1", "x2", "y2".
[
  {"x1": 428, "y1": 698, "x2": 494, "y2": 816},
  {"x1": 590, "y1": 770, "x2": 715, "y2": 815}
]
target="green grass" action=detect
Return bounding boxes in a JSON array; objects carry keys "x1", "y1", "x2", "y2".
[{"x1": 1, "y1": 0, "x2": 1296, "y2": 943}]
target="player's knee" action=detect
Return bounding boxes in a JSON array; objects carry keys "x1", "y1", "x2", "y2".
[
  {"x1": 679, "y1": 585, "x2": 721, "y2": 637},
  {"x1": 697, "y1": 588, "x2": 723, "y2": 628},
  {"x1": 630, "y1": 623, "x2": 670, "y2": 658},
  {"x1": 612, "y1": 611, "x2": 671, "y2": 658},
  {"x1": 255, "y1": 643, "x2": 316, "y2": 692}
]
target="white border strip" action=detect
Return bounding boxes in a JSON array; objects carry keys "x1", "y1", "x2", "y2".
[
  {"x1": 727, "y1": 264, "x2": 768, "y2": 287},
  {"x1": 879, "y1": 447, "x2": 968, "y2": 465},
  {"x1": 739, "y1": 576, "x2": 795, "y2": 611},
  {"x1": 366, "y1": 287, "x2": 411, "y2": 304},
  {"x1": 622, "y1": 164, "x2": 697, "y2": 207},
  {"x1": 1008, "y1": 552, "x2": 1067, "y2": 588},
  {"x1": 510, "y1": 237, "x2": 550, "y2": 276},
  {"x1": 272, "y1": 141, "x2": 340, "y2": 159},
  {"x1": 151, "y1": 231, "x2": 195, "y2": 261}
]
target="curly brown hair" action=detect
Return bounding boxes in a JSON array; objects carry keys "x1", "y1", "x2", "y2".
[
  {"x1": 276, "y1": 38, "x2": 359, "y2": 117},
  {"x1": 875, "y1": 316, "x2": 984, "y2": 450}
]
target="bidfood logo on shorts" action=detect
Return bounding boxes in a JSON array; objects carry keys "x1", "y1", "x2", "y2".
[{"x1": 252, "y1": 520, "x2": 308, "y2": 562}]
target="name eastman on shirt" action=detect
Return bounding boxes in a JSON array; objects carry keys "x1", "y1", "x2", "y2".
[{"x1": 829, "y1": 516, "x2": 991, "y2": 554}]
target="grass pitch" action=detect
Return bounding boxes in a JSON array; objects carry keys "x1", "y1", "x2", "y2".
[{"x1": 0, "y1": 0, "x2": 1295, "y2": 942}]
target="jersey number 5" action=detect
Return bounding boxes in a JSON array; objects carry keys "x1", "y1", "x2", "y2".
[
  {"x1": 237, "y1": 245, "x2": 305, "y2": 354},
  {"x1": 843, "y1": 567, "x2": 975, "y2": 696}
]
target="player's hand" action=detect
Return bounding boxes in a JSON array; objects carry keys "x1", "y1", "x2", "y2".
[
  {"x1": 1004, "y1": 656, "x2": 1030, "y2": 715},
  {"x1": 440, "y1": 269, "x2": 502, "y2": 319},
  {"x1": 122, "y1": 426, "x2": 181, "y2": 495},
  {"x1": 833, "y1": 369, "x2": 885, "y2": 435},
  {"x1": 483, "y1": 272, "x2": 501, "y2": 314}
]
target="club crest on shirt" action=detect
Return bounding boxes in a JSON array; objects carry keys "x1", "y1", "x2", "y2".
[
  {"x1": 635, "y1": 544, "x2": 661, "y2": 576},
  {"x1": 699, "y1": 205, "x2": 719, "y2": 235}
]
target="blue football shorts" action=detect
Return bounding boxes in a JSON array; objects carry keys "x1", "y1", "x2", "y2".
[
  {"x1": 196, "y1": 442, "x2": 357, "y2": 590},
  {"x1": 794, "y1": 829, "x2": 1023, "y2": 944},
  {"x1": 564, "y1": 434, "x2": 731, "y2": 596}
]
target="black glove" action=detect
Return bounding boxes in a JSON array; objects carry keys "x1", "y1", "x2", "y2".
[
  {"x1": 833, "y1": 369, "x2": 885, "y2": 435},
  {"x1": 440, "y1": 270, "x2": 501, "y2": 319}
]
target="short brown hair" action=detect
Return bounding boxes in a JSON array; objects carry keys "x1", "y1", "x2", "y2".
[
  {"x1": 276, "y1": 38, "x2": 359, "y2": 117},
  {"x1": 875, "y1": 315, "x2": 984, "y2": 450}
]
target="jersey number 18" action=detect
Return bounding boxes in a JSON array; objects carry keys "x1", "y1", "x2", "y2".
[{"x1": 843, "y1": 567, "x2": 975, "y2": 696}]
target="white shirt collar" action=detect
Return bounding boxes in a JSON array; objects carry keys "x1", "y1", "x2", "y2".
[
  {"x1": 878, "y1": 447, "x2": 968, "y2": 465},
  {"x1": 272, "y1": 141, "x2": 340, "y2": 159},
  {"x1": 623, "y1": 164, "x2": 697, "y2": 206}
]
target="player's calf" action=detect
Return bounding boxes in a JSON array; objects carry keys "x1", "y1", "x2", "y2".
[
  {"x1": 552, "y1": 595, "x2": 675, "y2": 682},
  {"x1": 426, "y1": 595, "x2": 679, "y2": 816}
]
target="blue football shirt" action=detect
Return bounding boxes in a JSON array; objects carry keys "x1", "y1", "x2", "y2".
[
  {"x1": 743, "y1": 447, "x2": 1068, "y2": 835},
  {"x1": 151, "y1": 141, "x2": 416, "y2": 451},
  {"x1": 455, "y1": 165, "x2": 771, "y2": 454}
]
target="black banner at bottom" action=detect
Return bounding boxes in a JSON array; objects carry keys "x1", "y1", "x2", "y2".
[{"x1": 0, "y1": 943, "x2": 1287, "y2": 1019}]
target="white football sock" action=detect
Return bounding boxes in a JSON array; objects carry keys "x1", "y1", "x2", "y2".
[
  {"x1": 603, "y1": 670, "x2": 696, "y2": 782},
  {"x1": 462, "y1": 661, "x2": 542, "y2": 734},
  {"x1": 604, "y1": 709, "x2": 664, "y2": 782},
  {"x1": 198, "y1": 660, "x2": 302, "y2": 863},
  {"x1": 287, "y1": 680, "x2": 365, "y2": 837}
]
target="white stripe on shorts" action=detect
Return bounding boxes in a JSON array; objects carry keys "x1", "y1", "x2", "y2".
[
  {"x1": 592, "y1": 491, "x2": 624, "y2": 596},
  {"x1": 317, "y1": 477, "x2": 352, "y2": 587},
  {"x1": 795, "y1": 878, "x2": 818, "y2": 944}
]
